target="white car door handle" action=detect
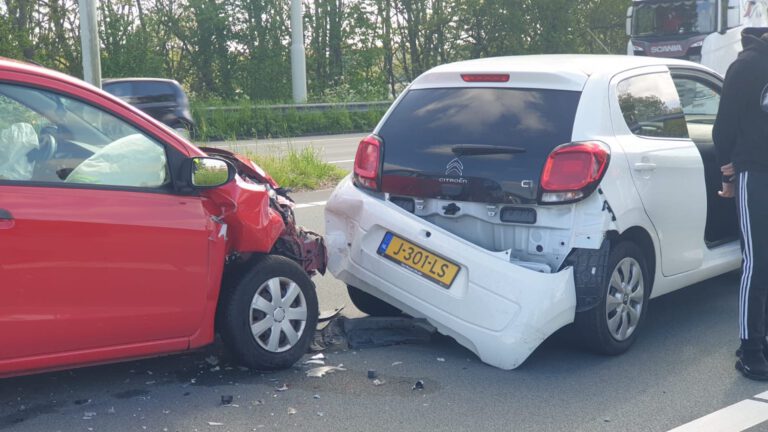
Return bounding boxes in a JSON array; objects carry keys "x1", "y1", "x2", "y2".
[{"x1": 634, "y1": 162, "x2": 657, "y2": 171}]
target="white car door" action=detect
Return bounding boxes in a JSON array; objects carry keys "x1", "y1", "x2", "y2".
[{"x1": 609, "y1": 66, "x2": 707, "y2": 276}]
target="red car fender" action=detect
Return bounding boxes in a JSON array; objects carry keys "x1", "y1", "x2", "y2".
[{"x1": 203, "y1": 176, "x2": 285, "y2": 254}]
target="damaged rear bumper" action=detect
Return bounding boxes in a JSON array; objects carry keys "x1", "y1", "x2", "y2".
[{"x1": 324, "y1": 177, "x2": 576, "y2": 370}]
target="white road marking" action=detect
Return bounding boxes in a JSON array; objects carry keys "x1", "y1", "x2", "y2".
[
  {"x1": 667, "y1": 394, "x2": 768, "y2": 432},
  {"x1": 328, "y1": 159, "x2": 354, "y2": 164},
  {"x1": 294, "y1": 201, "x2": 327, "y2": 210}
]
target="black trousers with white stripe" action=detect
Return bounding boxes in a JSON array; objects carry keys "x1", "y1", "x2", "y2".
[{"x1": 737, "y1": 171, "x2": 768, "y2": 348}]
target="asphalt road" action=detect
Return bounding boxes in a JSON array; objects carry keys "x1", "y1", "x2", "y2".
[{"x1": 3, "y1": 134, "x2": 768, "y2": 432}]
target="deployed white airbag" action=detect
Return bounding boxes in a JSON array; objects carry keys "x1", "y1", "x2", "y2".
[
  {"x1": 0, "y1": 123, "x2": 39, "y2": 180},
  {"x1": 66, "y1": 134, "x2": 167, "y2": 187}
]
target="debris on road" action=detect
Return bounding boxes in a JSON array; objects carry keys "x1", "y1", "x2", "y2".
[
  {"x1": 274, "y1": 384, "x2": 289, "y2": 392},
  {"x1": 311, "y1": 318, "x2": 347, "y2": 351},
  {"x1": 221, "y1": 395, "x2": 234, "y2": 405},
  {"x1": 372, "y1": 379, "x2": 386, "y2": 386},
  {"x1": 288, "y1": 407, "x2": 297, "y2": 415},
  {"x1": 306, "y1": 365, "x2": 346, "y2": 378},
  {"x1": 205, "y1": 355, "x2": 220, "y2": 366},
  {"x1": 412, "y1": 380, "x2": 425, "y2": 391},
  {"x1": 392, "y1": 361, "x2": 403, "y2": 366},
  {"x1": 437, "y1": 357, "x2": 445, "y2": 362},
  {"x1": 313, "y1": 394, "x2": 321, "y2": 399},
  {"x1": 317, "y1": 412, "x2": 325, "y2": 417},
  {"x1": 83, "y1": 411, "x2": 97, "y2": 420},
  {"x1": 318, "y1": 306, "x2": 345, "y2": 322},
  {"x1": 367, "y1": 369, "x2": 377, "y2": 379},
  {"x1": 345, "y1": 317, "x2": 435, "y2": 348},
  {"x1": 74, "y1": 399, "x2": 91, "y2": 406},
  {"x1": 207, "y1": 421, "x2": 224, "y2": 426},
  {"x1": 304, "y1": 359, "x2": 325, "y2": 365},
  {"x1": 311, "y1": 353, "x2": 325, "y2": 360},
  {"x1": 312, "y1": 316, "x2": 436, "y2": 351}
]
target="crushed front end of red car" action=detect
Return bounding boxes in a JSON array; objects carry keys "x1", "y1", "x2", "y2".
[{"x1": 199, "y1": 147, "x2": 327, "y2": 276}]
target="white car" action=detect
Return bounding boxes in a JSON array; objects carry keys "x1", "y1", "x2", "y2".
[{"x1": 325, "y1": 55, "x2": 741, "y2": 370}]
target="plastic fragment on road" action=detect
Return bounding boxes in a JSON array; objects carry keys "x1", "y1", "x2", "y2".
[
  {"x1": 317, "y1": 412, "x2": 324, "y2": 417},
  {"x1": 306, "y1": 365, "x2": 346, "y2": 378},
  {"x1": 312, "y1": 317, "x2": 436, "y2": 351},
  {"x1": 274, "y1": 384, "x2": 289, "y2": 392},
  {"x1": 207, "y1": 421, "x2": 224, "y2": 426},
  {"x1": 83, "y1": 411, "x2": 97, "y2": 420},
  {"x1": 392, "y1": 361, "x2": 403, "y2": 366},
  {"x1": 318, "y1": 306, "x2": 345, "y2": 322},
  {"x1": 313, "y1": 394, "x2": 321, "y2": 399},
  {"x1": 437, "y1": 357, "x2": 445, "y2": 362},
  {"x1": 304, "y1": 359, "x2": 325, "y2": 366},
  {"x1": 412, "y1": 380, "x2": 425, "y2": 391},
  {"x1": 210, "y1": 366, "x2": 221, "y2": 372},
  {"x1": 345, "y1": 317, "x2": 436, "y2": 349},
  {"x1": 311, "y1": 353, "x2": 325, "y2": 360},
  {"x1": 288, "y1": 407, "x2": 297, "y2": 415},
  {"x1": 372, "y1": 379, "x2": 386, "y2": 386}
]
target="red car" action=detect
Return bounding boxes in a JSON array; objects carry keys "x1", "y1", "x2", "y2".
[{"x1": 0, "y1": 59, "x2": 326, "y2": 378}]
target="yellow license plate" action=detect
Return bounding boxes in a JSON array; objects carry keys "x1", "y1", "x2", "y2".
[{"x1": 377, "y1": 232, "x2": 460, "y2": 288}]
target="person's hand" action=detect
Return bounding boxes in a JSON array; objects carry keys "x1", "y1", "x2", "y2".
[
  {"x1": 721, "y1": 163, "x2": 735, "y2": 177},
  {"x1": 719, "y1": 182, "x2": 735, "y2": 198}
]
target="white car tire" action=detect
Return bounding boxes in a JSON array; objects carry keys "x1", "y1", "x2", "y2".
[
  {"x1": 575, "y1": 241, "x2": 651, "y2": 356},
  {"x1": 347, "y1": 285, "x2": 402, "y2": 317}
]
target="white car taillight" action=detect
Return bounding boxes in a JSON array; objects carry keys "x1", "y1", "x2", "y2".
[
  {"x1": 540, "y1": 141, "x2": 610, "y2": 204},
  {"x1": 353, "y1": 134, "x2": 382, "y2": 191}
]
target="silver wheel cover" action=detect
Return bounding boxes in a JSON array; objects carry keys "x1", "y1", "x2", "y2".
[
  {"x1": 249, "y1": 277, "x2": 308, "y2": 353},
  {"x1": 606, "y1": 257, "x2": 645, "y2": 341}
]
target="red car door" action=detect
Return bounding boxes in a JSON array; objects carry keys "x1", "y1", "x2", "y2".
[{"x1": 0, "y1": 78, "x2": 216, "y2": 371}]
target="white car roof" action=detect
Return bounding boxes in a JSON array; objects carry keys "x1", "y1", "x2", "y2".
[{"x1": 412, "y1": 54, "x2": 709, "y2": 91}]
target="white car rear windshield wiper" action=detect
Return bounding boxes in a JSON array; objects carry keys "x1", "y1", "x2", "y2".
[{"x1": 451, "y1": 144, "x2": 527, "y2": 157}]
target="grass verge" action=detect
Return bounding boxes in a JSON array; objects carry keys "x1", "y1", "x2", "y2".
[{"x1": 247, "y1": 146, "x2": 347, "y2": 191}]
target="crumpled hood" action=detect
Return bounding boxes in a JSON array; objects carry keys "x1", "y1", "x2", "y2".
[{"x1": 199, "y1": 146, "x2": 279, "y2": 189}]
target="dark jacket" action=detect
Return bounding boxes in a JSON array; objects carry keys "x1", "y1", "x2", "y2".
[{"x1": 713, "y1": 28, "x2": 768, "y2": 172}]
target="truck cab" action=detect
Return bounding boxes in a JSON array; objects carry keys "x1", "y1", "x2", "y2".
[{"x1": 626, "y1": 0, "x2": 747, "y2": 76}]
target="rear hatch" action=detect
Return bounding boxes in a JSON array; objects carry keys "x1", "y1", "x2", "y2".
[{"x1": 378, "y1": 86, "x2": 581, "y2": 204}]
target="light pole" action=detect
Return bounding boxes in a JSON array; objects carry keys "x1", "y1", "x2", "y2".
[
  {"x1": 79, "y1": 0, "x2": 102, "y2": 88},
  {"x1": 290, "y1": 0, "x2": 307, "y2": 103}
]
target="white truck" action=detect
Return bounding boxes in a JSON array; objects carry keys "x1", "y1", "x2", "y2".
[{"x1": 626, "y1": 0, "x2": 765, "y2": 75}]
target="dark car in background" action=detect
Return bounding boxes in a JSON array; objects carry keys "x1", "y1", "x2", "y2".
[{"x1": 102, "y1": 78, "x2": 194, "y2": 137}]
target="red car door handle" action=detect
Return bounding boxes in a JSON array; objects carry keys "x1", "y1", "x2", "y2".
[{"x1": 0, "y1": 208, "x2": 14, "y2": 229}]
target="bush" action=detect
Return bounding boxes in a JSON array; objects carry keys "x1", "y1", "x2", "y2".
[{"x1": 192, "y1": 100, "x2": 388, "y2": 141}]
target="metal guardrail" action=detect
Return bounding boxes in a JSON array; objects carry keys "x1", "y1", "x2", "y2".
[{"x1": 198, "y1": 101, "x2": 392, "y2": 113}]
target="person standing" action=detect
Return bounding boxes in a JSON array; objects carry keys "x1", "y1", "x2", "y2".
[{"x1": 714, "y1": 28, "x2": 768, "y2": 381}]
